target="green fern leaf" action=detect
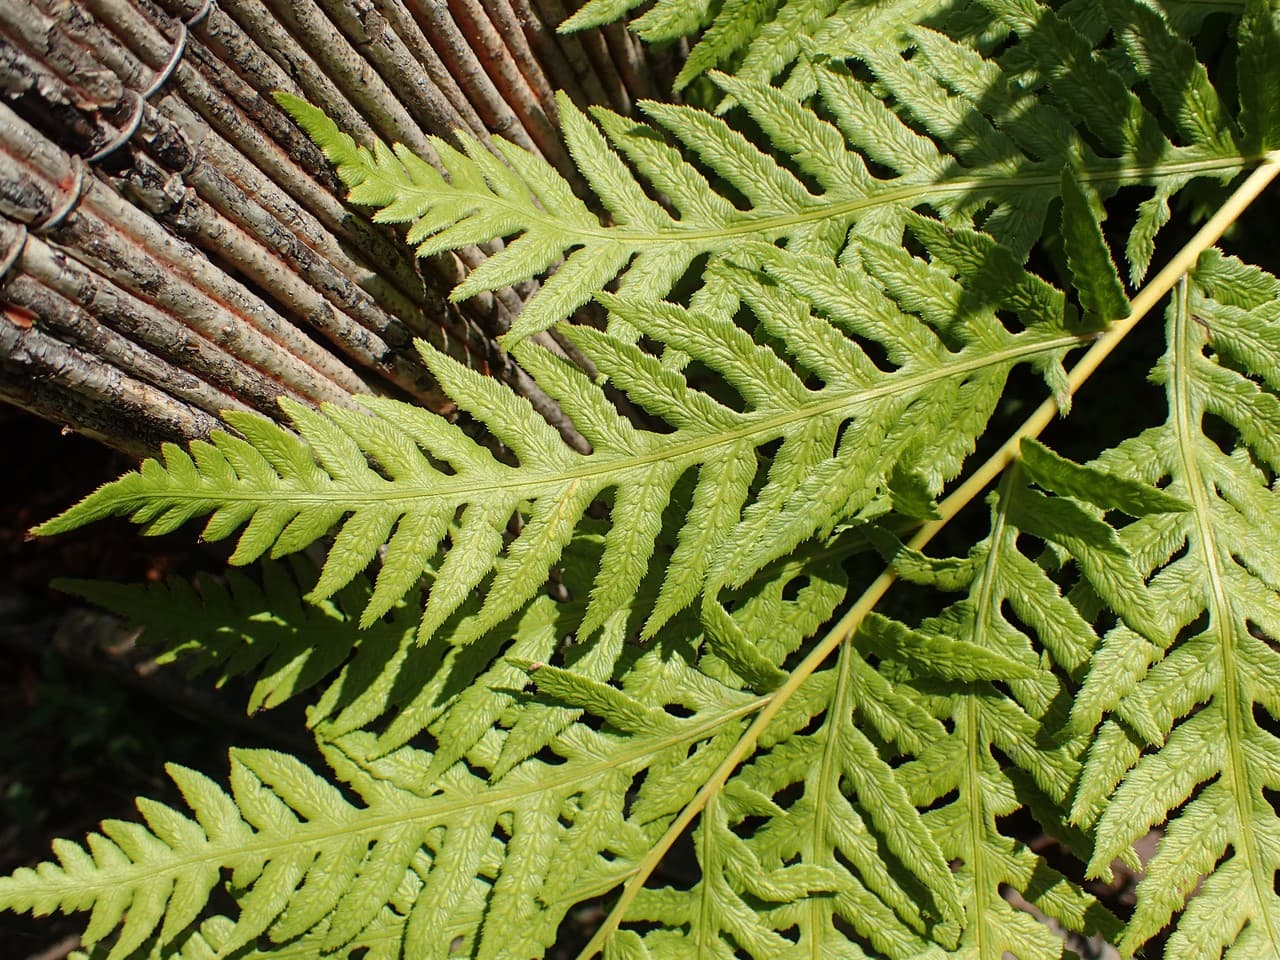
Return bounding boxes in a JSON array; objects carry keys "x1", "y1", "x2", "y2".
[
  {"x1": 35, "y1": 228, "x2": 1088, "y2": 651},
  {"x1": 281, "y1": 4, "x2": 1260, "y2": 343},
  {"x1": 1238, "y1": 0, "x2": 1280, "y2": 150},
  {"x1": 0, "y1": 695, "x2": 741, "y2": 958},
  {"x1": 615, "y1": 448, "x2": 1160, "y2": 957},
  {"x1": 853, "y1": 449, "x2": 1183, "y2": 957},
  {"x1": 13, "y1": 2, "x2": 1280, "y2": 958},
  {"x1": 575, "y1": 594, "x2": 966, "y2": 957},
  {"x1": 53, "y1": 559, "x2": 409, "y2": 715},
  {"x1": 1059, "y1": 168, "x2": 1130, "y2": 324},
  {"x1": 1070, "y1": 262, "x2": 1280, "y2": 958},
  {"x1": 1, "y1": 548, "x2": 847, "y2": 958}
]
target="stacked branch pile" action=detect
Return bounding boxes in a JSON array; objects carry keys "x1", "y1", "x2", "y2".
[{"x1": 0, "y1": 0, "x2": 663, "y2": 454}]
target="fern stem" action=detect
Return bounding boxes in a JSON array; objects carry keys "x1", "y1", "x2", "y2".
[{"x1": 575, "y1": 152, "x2": 1280, "y2": 959}]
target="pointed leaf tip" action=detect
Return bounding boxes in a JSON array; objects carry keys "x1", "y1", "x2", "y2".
[
  {"x1": 1060, "y1": 168, "x2": 1130, "y2": 325},
  {"x1": 30, "y1": 470, "x2": 149, "y2": 539},
  {"x1": 1020, "y1": 438, "x2": 1191, "y2": 516}
]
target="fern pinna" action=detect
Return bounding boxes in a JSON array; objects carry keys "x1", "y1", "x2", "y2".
[{"x1": 2, "y1": 0, "x2": 1279, "y2": 957}]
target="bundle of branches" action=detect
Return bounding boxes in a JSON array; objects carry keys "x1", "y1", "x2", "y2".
[{"x1": 0, "y1": 0, "x2": 664, "y2": 454}]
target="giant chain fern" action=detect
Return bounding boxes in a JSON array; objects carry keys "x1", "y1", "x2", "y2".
[{"x1": 3, "y1": 0, "x2": 1279, "y2": 957}]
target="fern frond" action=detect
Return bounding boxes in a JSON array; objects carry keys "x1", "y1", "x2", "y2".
[
  {"x1": 1069, "y1": 262, "x2": 1280, "y2": 958},
  {"x1": 861, "y1": 457, "x2": 1177, "y2": 958},
  {"x1": 610, "y1": 444, "x2": 1173, "y2": 958},
  {"x1": 36, "y1": 228, "x2": 1086, "y2": 651},
  {"x1": 621, "y1": 638, "x2": 973, "y2": 958},
  {"x1": 813, "y1": 443, "x2": 1181, "y2": 956},
  {"x1": 4, "y1": 529, "x2": 858, "y2": 959},
  {"x1": 0, "y1": 677, "x2": 756, "y2": 959},
  {"x1": 282, "y1": 6, "x2": 1264, "y2": 344},
  {"x1": 54, "y1": 559, "x2": 410, "y2": 715},
  {"x1": 14, "y1": 1, "x2": 1280, "y2": 956}
]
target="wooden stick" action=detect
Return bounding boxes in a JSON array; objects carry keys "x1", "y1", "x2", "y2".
[
  {"x1": 13, "y1": 226, "x2": 289, "y2": 416},
  {"x1": 446, "y1": 0, "x2": 580, "y2": 183},
  {"x1": 533, "y1": 0, "x2": 629, "y2": 112},
  {"x1": 34, "y1": 0, "x2": 480, "y2": 382},
  {"x1": 601, "y1": 22, "x2": 654, "y2": 105},
  {"x1": 0, "y1": 102, "x2": 367, "y2": 405},
  {"x1": 511, "y1": 0, "x2": 612, "y2": 106},
  {"x1": 0, "y1": 320, "x2": 223, "y2": 455},
  {"x1": 306, "y1": 0, "x2": 476, "y2": 142},
  {"x1": 2, "y1": 268, "x2": 252, "y2": 419},
  {"x1": 362, "y1": 0, "x2": 492, "y2": 140},
  {"x1": 108, "y1": 151, "x2": 449, "y2": 407},
  {"x1": 498, "y1": 0, "x2": 591, "y2": 106}
]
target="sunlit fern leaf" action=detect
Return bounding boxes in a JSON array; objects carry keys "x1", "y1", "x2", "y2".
[
  {"x1": 704, "y1": 229, "x2": 1080, "y2": 586},
  {"x1": 1102, "y1": 0, "x2": 1236, "y2": 156},
  {"x1": 817, "y1": 0, "x2": 1250, "y2": 275},
  {"x1": 728, "y1": 0, "x2": 946, "y2": 98},
  {"x1": 312, "y1": 523, "x2": 613, "y2": 757},
  {"x1": 625, "y1": 791, "x2": 882, "y2": 960},
  {"x1": 626, "y1": 638, "x2": 982, "y2": 958},
  {"x1": 558, "y1": 623, "x2": 1020, "y2": 957},
  {"x1": 34, "y1": 223, "x2": 1088, "y2": 653},
  {"x1": 9, "y1": 546, "x2": 849, "y2": 959},
  {"x1": 616, "y1": 445, "x2": 1156, "y2": 959},
  {"x1": 612, "y1": 440, "x2": 1176, "y2": 958},
  {"x1": 54, "y1": 538, "x2": 589, "y2": 751},
  {"x1": 571, "y1": 0, "x2": 931, "y2": 94},
  {"x1": 280, "y1": 8, "x2": 1259, "y2": 344},
  {"x1": 666, "y1": 0, "x2": 787, "y2": 90},
  {"x1": 713, "y1": 0, "x2": 1262, "y2": 286},
  {"x1": 1068, "y1": 261, "x2": 1280, "y2": 959},
  {"x1": 73, "y1": 905, "x2": 418, "y2": 960},
  {"x1": 0, "y1": 652, "x2": 768, "y2": 960},
  {"x1": 10, "y1": 0, "x2": 1280, "y2": 956},
  {"x1": 317, "y1": 654, "x2": 771, "y2": 958}
]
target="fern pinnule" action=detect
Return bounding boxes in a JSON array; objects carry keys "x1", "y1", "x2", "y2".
[{"x1": 54, "y1": 559, "x2": 413, "y2": 716}]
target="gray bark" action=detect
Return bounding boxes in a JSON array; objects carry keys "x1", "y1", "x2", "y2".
[{"x1": 1, "y1": 0, "x2": 660, "y2": 456}]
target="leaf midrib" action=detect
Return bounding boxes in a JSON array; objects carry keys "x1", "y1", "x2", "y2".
[
  {"x1": 1170, "y1": 293, "x2": 1280, "y2": 950},
  {"x1": 433, "y1": 151, "x2": 1258, "y2": 249},
  {"x1": 963, "y1": 471, "x2": 1015, "y2": 960},
  {"x1": 18, "y1": 697, "x2": 767, "y2": 897},
  {"x1": 808, "y1": 641, "x2": 855, "y2": 958},
  {"x1": 150, "y1": 333, "x2": 1087, "y2": 511}
]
